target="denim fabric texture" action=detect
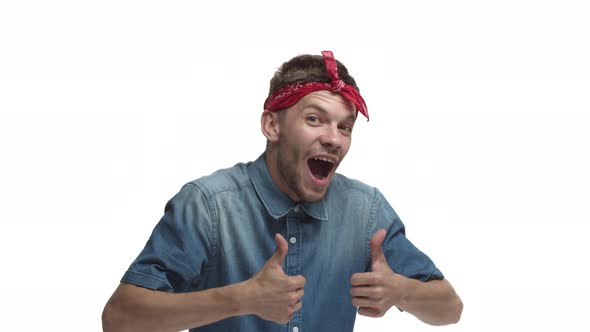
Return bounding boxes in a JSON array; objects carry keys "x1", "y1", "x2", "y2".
[{"x1": 122, "y1": 153, "x2": 443, "y2": 331}]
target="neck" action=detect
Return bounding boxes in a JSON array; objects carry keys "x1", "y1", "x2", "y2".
[{"x1": 264, "y1": 149, "x2": 300, "y2": 202}]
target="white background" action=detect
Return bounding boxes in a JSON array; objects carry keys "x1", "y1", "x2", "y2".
[{"x1": 1, "y1": 1, "x2": 589, "y2": 331}]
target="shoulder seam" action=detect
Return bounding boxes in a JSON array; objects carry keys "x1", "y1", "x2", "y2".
[
  {"x1": 187, "y1": 179, "x2": 253, "y2": 199},
  {"x1": 365, "y1": 187, "x2": 381, "y2": 264},
  {"x1": 183, "y1": 182, "x2": 218, "y2": 275}
]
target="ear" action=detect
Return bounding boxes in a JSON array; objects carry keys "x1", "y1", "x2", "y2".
[{"x1": 261, "y1": 110, "x2": 280, "y2": 143}]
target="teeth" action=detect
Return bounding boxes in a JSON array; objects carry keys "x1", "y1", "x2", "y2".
[{"x1": 313, "y1": 157, "x2": 334, "y2": 164}]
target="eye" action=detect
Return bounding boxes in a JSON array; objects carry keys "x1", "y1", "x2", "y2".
[
  {"x1": 306, "y1": 115, "x2": 320, "y2": 124},
  {"x1": 339, "y1": 125, "x2": 353, "y2": 134}
]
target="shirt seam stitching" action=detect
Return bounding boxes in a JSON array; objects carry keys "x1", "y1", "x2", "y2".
[
  {"x1": 190, "y1": 180, "x2": 253, "y2": 199},
  {"x1": 366, "y1": 187, "x2": 381, "y2": 265},
  {"x1": 184, "y1": 182, "x2": 218, "y2": 274},
  {"x1": 123, "y1": 270, "x2": 173, "y2": 289}
]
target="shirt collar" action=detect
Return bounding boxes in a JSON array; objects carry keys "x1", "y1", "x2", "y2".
[{"x1": 248, "y1": 153, "x2": 328, "y2": 221}]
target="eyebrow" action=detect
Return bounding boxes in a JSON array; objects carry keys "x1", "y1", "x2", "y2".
[{"x1": 304, "y1": 103, "x2": 357, "y2": 122}]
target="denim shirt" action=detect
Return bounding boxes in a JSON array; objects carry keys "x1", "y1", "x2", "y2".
[{"x1": 122, "y1": 153, "x2": 443, "y2": 332}]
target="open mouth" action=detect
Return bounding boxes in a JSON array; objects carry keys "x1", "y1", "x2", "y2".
[{"x1": 307, "y1": 157, "x2": 335, "y2": 180}]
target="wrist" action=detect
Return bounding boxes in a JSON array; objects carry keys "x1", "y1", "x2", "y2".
[
  {"x1": 397, "y1": 275, "x2": 416, "y2": 309},
  {"x1": 231, "y1": 279, "x2": 256, "y2": 317}
]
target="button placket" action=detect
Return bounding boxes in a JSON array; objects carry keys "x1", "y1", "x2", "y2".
[{"x1": 286, "y1": 211, "x2": 303, "y2": 332}]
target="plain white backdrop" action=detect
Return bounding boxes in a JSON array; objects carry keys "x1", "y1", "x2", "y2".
[{"x1": 1, "y1": 1, "x2": 589, "y2": 331}]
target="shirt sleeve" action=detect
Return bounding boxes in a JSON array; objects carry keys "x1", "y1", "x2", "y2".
[
  {"x1": 121, "y1": 183, "x2": 214, "y2": 292},
  {"x1": 373, "y1": 190, "x2": 444, "y2": 282}
]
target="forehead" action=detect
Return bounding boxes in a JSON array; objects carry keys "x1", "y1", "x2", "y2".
[{"x1": 297, "y1": 91, "x2": 357, "y2": 119}]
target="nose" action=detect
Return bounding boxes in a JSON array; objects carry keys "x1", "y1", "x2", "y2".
[{"x1": 319, "y1": 125, "x2": 342, "y2": 151}]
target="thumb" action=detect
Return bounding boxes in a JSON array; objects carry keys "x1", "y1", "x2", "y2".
[
  {"x1": 268, "y1": 233, "x2": 288, "y2": 267},
  {"x1": 370, "y1": 228, "x2": 387, "y2": 270}
]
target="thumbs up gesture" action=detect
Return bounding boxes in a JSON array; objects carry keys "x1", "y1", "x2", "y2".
[
  {"x1": 243, "y1": 234, "x2": 306, "y2": 324},
  {"x1": 350, "y1": 228, "x2": 405, "y2": 317}
]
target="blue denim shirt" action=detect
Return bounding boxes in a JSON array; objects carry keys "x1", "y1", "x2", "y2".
[{"x1": 122, "y1": 153, "x2": 443, "y2": 331}]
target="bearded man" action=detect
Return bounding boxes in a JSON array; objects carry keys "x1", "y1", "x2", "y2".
[{"x1": 102, "y1": 51, "x2": 463, "y2": 332}]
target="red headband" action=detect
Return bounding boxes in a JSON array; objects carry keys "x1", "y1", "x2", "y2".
[{"x1": 263, "y1": 51, "x2": 369, "y2": 120}]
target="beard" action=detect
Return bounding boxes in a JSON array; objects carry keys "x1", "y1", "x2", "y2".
[
  {"x1": 276, "y1": 132, "x2": 308, "y2": 202},
  {"x1": 275, "y1": 131, "x2": 339, "y2": 203}
]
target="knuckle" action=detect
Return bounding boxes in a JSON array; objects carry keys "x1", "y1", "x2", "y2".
[
  {"x1": 288, "y1": 293, "x2": 299, "y2": 303},
  {"x1": 371, "y1": 287, "x2": 382, "y2": 297},
  {"x1": 374, "y1": 275, "x2": 383, "y2": 284},
  {"x1": 288, "y1": 301, "x2": 302, "y2": 312},
  {"x1": 292, "y1": 276, "x2": 304, "y2": 288},
  {"x1": 298, "y1": 290, "x2": 304, "y2": 299}
]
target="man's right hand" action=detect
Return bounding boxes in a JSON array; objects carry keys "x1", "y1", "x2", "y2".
[{"x1": 242, "y1": 233, "x2": 306, "y2": 324}]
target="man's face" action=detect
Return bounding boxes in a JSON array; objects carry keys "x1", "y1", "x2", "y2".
[{"x1": 272, "y1": 90, "x2": 356, "y2": 202}]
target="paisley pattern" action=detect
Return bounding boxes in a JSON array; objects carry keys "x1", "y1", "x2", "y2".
[{"x1": 264, "y1": 50, "x2": 369, "y2": 120}]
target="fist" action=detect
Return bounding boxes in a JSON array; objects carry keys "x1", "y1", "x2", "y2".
[
  {"x1": 245, "y1": 233, "x2": 306, "y2": 323},
  {"x1": 350, "y1": 229, "x2": 405, "y2": 317}
]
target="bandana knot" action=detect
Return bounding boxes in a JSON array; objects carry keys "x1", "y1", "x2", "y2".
[
  {"x1": 331, "y1": 80, "x2": 346, "y2": 92},
  {"x1": 264, "y1": 50, "x2": 369, "y2": 121}
]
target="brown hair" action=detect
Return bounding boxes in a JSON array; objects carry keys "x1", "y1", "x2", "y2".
[{"x1": 268, "y1": 54, "x2": 360, "y2": 97}]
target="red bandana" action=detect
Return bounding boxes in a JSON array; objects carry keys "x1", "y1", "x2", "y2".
[{"x1": 263, "y1": 51, "x2": 369, "y2": 120}]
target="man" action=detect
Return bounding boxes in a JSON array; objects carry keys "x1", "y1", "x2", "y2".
[{"x1": 102, "y1": 51, "x2": 463, "y2": 332}]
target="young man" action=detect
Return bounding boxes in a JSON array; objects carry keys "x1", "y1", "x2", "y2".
[{"x1": 102, "y1": 51, "x2": 463, "y2": 332}]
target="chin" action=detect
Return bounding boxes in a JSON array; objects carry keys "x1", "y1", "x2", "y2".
[
  {"x1": 302, "y1": 193, "x2": 325, "y2": 203},
  {"x1": 298, "y1": 185, "x2": 329, "y2": 203}
]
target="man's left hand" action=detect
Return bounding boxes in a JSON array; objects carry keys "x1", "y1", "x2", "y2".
[{"x1": 350, "y1": 228, "x2": 405, "y2": 317}]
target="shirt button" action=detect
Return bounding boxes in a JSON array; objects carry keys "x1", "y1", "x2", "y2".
[
  {"x1": 293, "y1": 327, "x2": 299, "y2": 332},
  {"x1": 290, "y1": 237, "x2": 297, "y2": 244},
  {"x1": 293, "y1": 205, "x2": 300, "y2": 212}
]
